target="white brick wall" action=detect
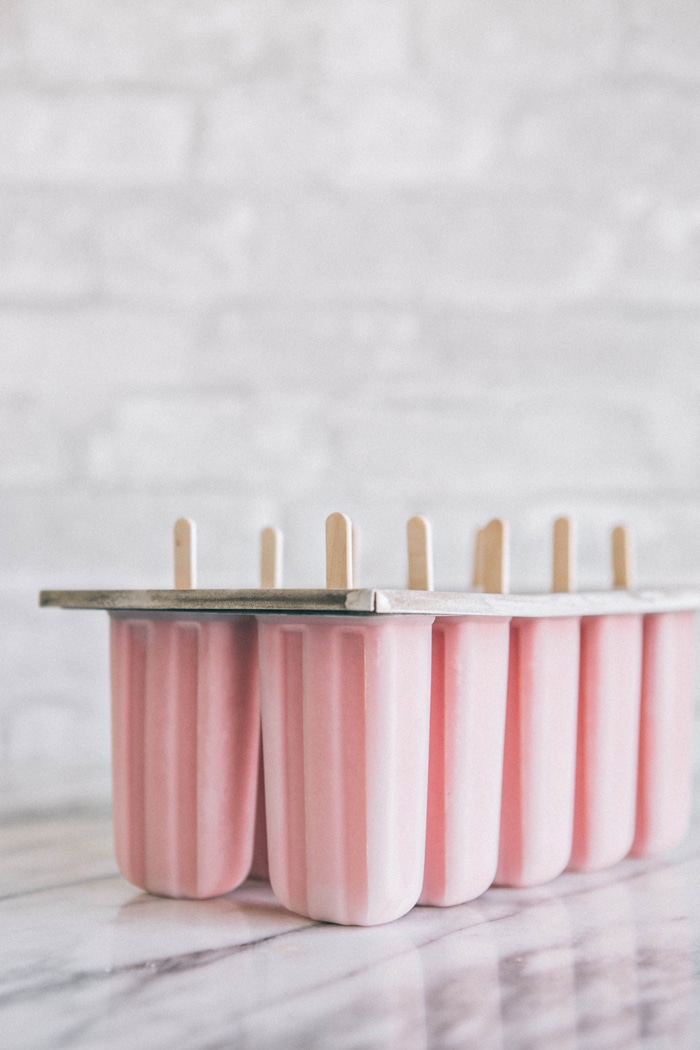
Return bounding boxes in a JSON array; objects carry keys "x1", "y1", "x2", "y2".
[{"x1": 0, "y1": 0, "x2": 699, "y2": 762}]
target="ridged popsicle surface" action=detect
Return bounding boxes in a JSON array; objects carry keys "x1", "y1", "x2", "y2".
[
  {"x1": 631, "y1": 611, "x2": 696, "y2": 858},
  {"x1": 420, "y1": 616, "x2": 510, "y2": 906},
  {"x1": 569, "y1": 614, "x2": 643, "y2": 872},
  {"x1": 110, "y1": 613, "x2": 260, "y2": 899},
  {"x1": 258, "y1": 614, "x2": 433, "y2": 926},
  {"x1": 496, "y1": 617, "x2": 580, "y2": 887}
]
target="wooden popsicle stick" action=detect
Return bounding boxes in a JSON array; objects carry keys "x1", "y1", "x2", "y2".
[
  {"x1": 260, "y1": 526, "x2": 283, "y2": 589},
  {"x1": 472, "y1": 526, "x2": 485, "y2": 589},
  {"x1": 552, "y1": 516, "x2": 575, "y2": 593},
  {"x1": 326, "y1": 512, "x2": 353, "y2": 589},
  {"x1": 407, "y1": 515, "x2": 434, "y2": 591},
  {"x1": 481, "y1": 518, "x2": 509, "y2": 595},
  {"x1": 612, "y1": 524, "x2": 633, "y2": 589},
  {"x1": 174, "y1": 517, "x2": 196, "y2": 589}
]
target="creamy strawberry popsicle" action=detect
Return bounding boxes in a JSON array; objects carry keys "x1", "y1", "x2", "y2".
[
  {"x1": 496, "y1": 615, "x2": 581, "y2": 887},
  {"x1": 631, "y1": 610, "x2": 696, "y2": 858},
  {"x1": 415, "y1": 518, "x2": 511, "y2": 907},
  {"x1": 495, "y1": 518, "x2": 581, "y2": 887},
  {"x1": 110, "y1": 519, "x2": 261, "y2": 899},
  {"x1": 111, "y1": 610, "x2": 260, "y2": 899},
  {"x1": 258, "y1": 612, "x2": 433, "y2": 925},
  {"x1": 569, "y1": 527, "x2": 643, "y2": 873},
  {"x1": 257, "y1": 514, "x2": 434, "y2": 926},
  {"x1": 421, "y1": 615, "x2": 510, "y2": 905}
]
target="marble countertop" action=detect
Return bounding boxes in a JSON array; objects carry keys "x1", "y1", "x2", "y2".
[{"x1": 1, "y1": 763, "x2": 698, "y2": 1050}]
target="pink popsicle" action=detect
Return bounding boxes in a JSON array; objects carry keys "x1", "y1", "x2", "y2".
[
  {"x1": 258, "y1": 611, "x2": 434, "y2": 926},
  {"x1": 110, "y1": 608, "x2": 260, "y2": 898},
  {"x1": 630, "y1": 610, "x2": 696, "y2": 858},
  {"x1": 569, "y1": 614, "x2": 643, "y2": 871},
  {"x1": 420, "y1": 615, "x2": 510, "y2": 905},
  {"x1": 416, "y1": 517, "x2": 511, "y2": 907},
  {"x1": 569, "y1": 526, "x2": 643, "y2": 872},
  {"x1": 495, "y1": 615, "x2": 581, "y2": 886}
]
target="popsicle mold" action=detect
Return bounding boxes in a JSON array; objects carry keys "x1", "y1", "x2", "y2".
[
  {"x1": 420, "y1": 616, "x2": 510, "y2": 906},
  {"x1": 569, "y1": 614, "x2": 643, "y2": 872},
  {"x1": 257, "y1": 613, "x2": 434, "y2": 926},
  {"x1": 40, "y1": 506, "x2": 700, "y2": 923},
  {"x1": 631, "y1": 611, "x2": 696, "y2": 858},
  {"x1": 495, "y1": 616, "x2": 581, "y2": 887},
  {"x1": 110, "y1": 611, "x2": 260, "y2": 899}
]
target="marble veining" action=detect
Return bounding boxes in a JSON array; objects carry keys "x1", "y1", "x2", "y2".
[{"x1": 0, "y1": 765, "x2": 698, "y2": 1049}]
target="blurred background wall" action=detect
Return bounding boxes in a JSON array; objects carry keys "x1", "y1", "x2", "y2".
[{"x1": 0, "y1": 1, "x2": 699, "y2": 763}]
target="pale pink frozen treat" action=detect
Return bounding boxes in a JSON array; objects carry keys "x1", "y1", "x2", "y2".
[
  {"x1": 110, "y1": 612, "x2": 260, "y2": 899},
  {"x1": 631, "y1": 611, "x2": 696, "y2": 858},
  {"x1": 257, "y1": 614, "x2": 434, "y2": 926},
  {"x1": 420, "y1": 616, "x2": 510, "y2": 907},
  {"x1": 569, "y1": 614, "x2": 643, "y2": 872},
  {"x1": 249, "y1": 748, "x2": 269, "y2": 879},
  {"x1": 495, "y1": 617, "x2": 581, "y2": 887}
]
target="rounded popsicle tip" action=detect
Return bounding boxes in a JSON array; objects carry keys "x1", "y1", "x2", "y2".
[
  {"x1": 407, "y1": 515, "x2": 434, "y2": 591},
  {"x1": 174, "y1": 517, "x2": 197, "y2": 589},
  {"x1": 326, "y1": 512, "x2": 353, "y2": 589}
]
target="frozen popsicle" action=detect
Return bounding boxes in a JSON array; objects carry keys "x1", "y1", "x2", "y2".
[
  {"x1": 630, "y1": 607, "x2": 696, "y2": 858},
  {"x1": 419, "y1": 516, "x2": 511, "y2": 906},
  {"x1": 257, "y1": 512, "x2": 434, "y2": 925},
  {"x1": 249, "y1": 525, "x2": 283, "y2": 881},
  {"x1": 495, "y1": 517, "x2": 581, "y2": 887},
  {"x1": 569, "y1": 526, "x2": 643, "y2": 872},
  {"x1": 111, "y1": 518, "x2": 260, "y2": 899}
]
